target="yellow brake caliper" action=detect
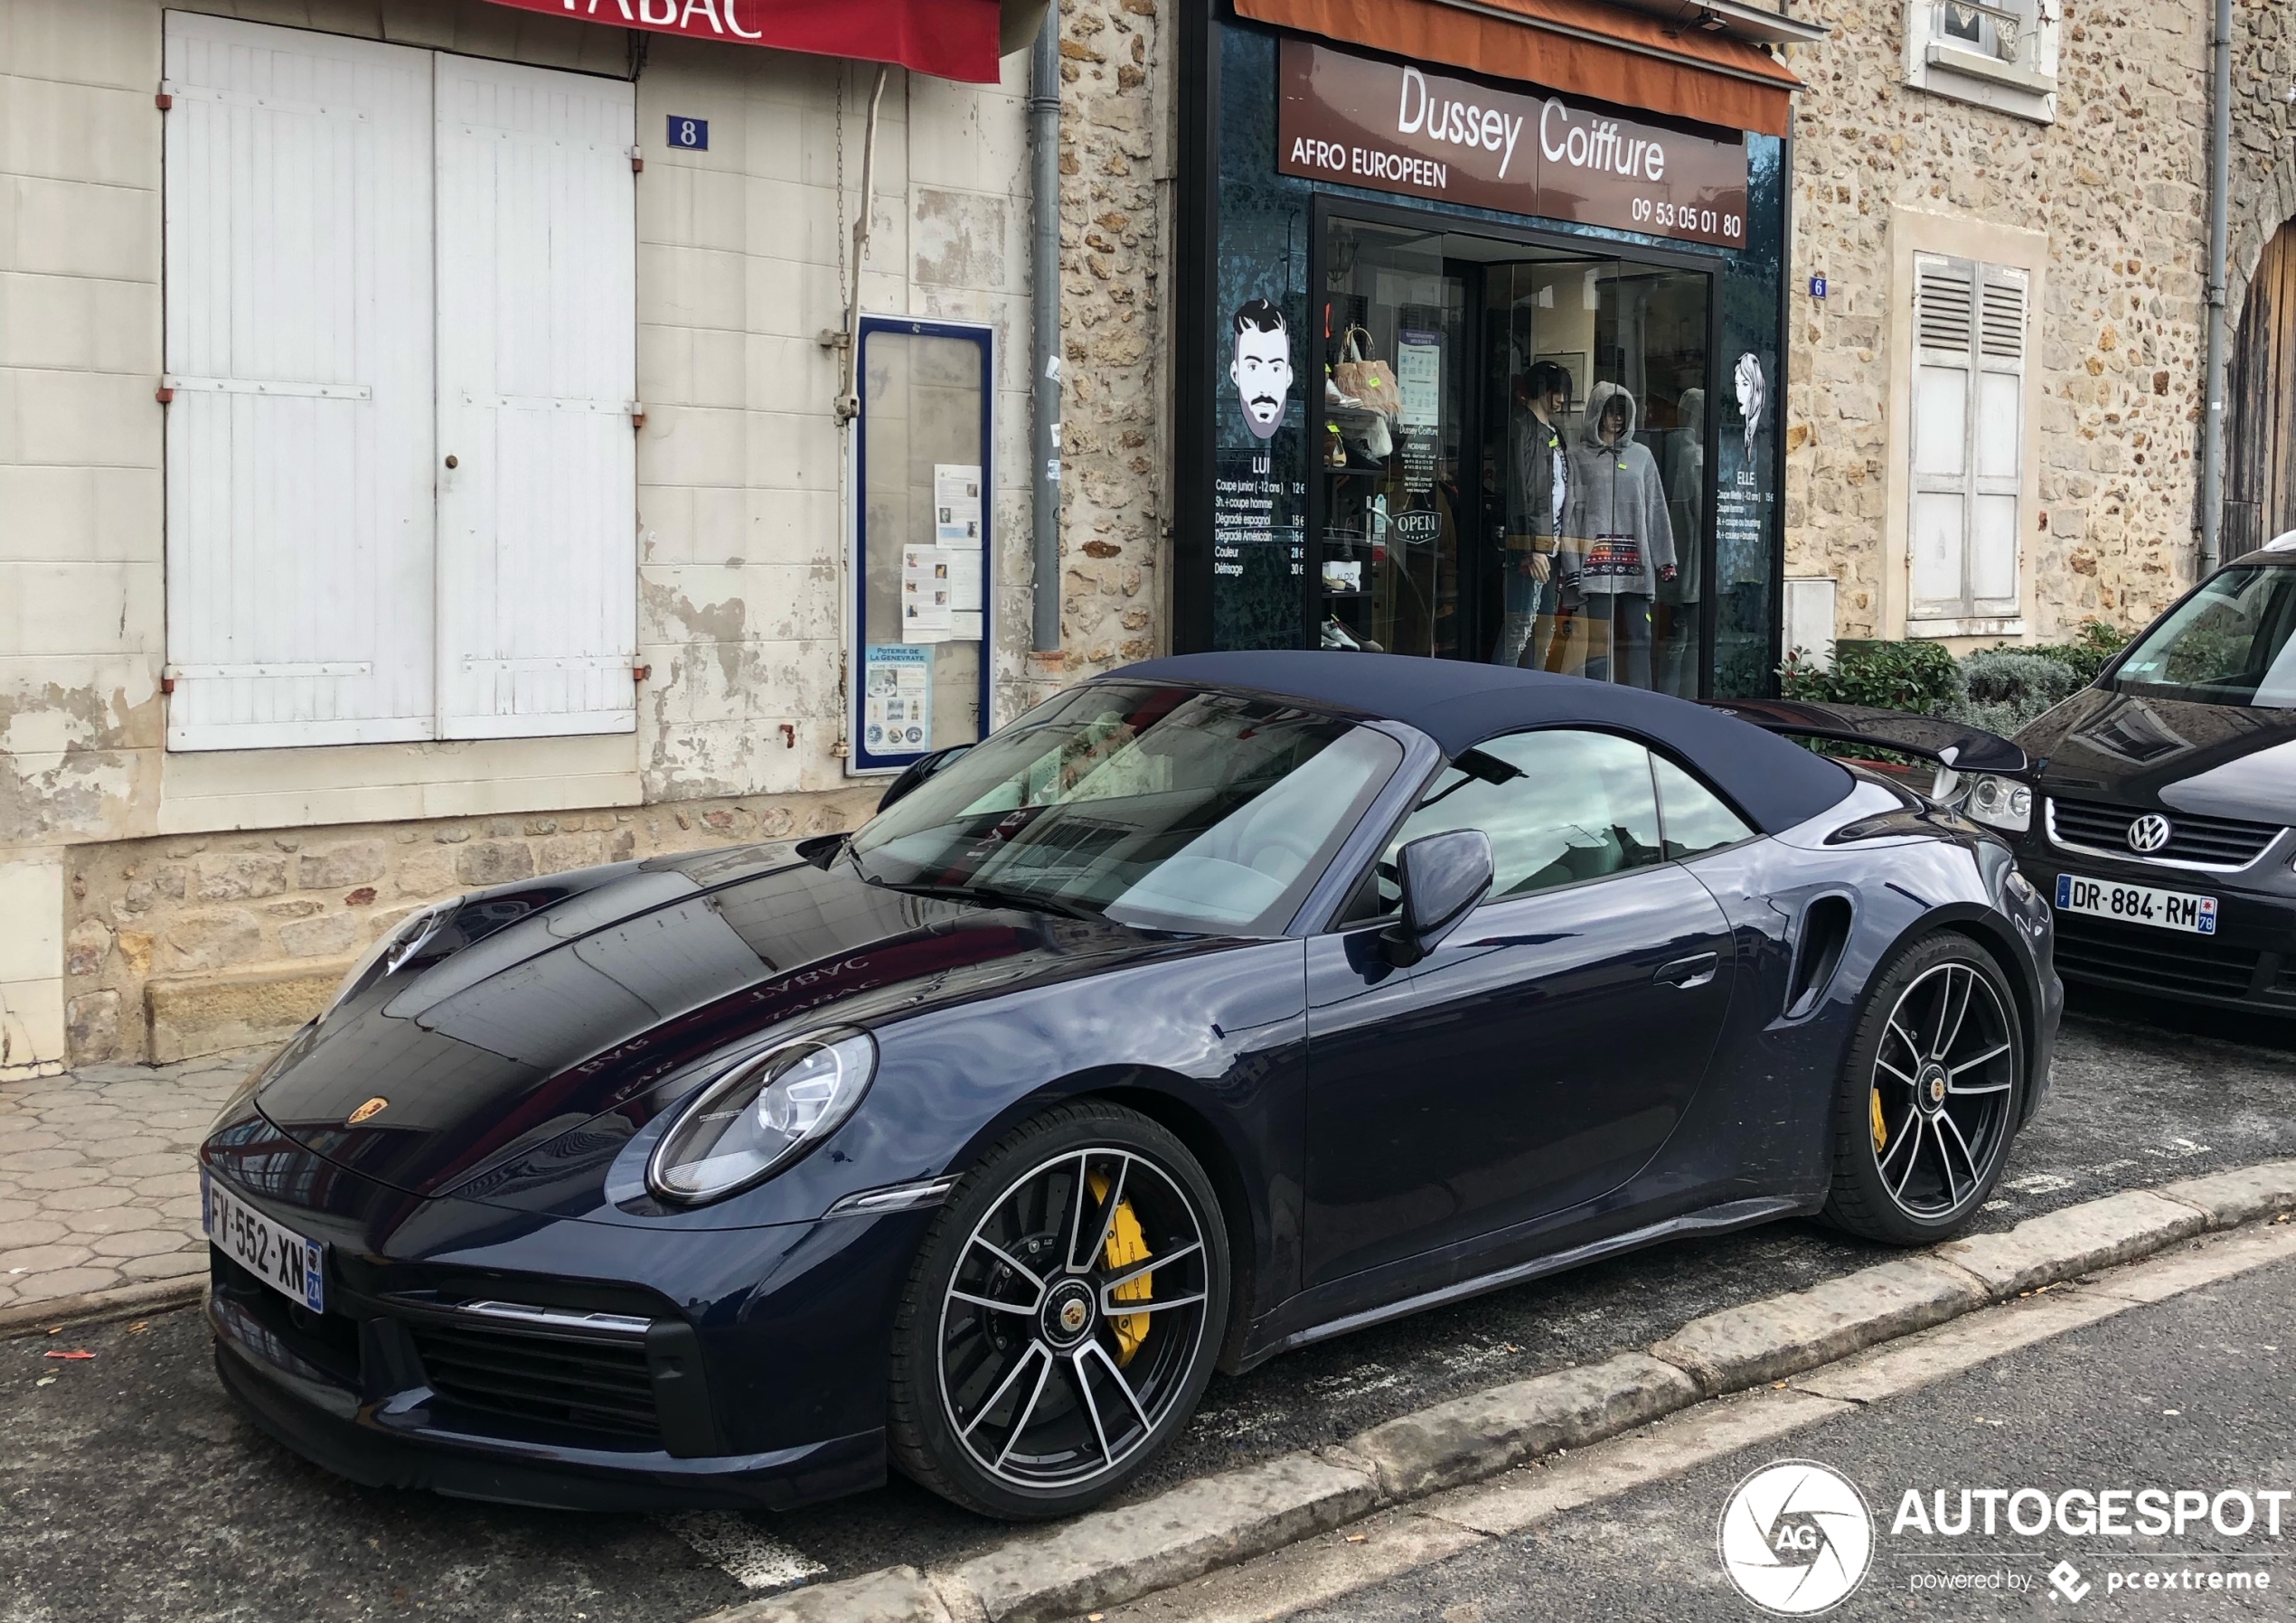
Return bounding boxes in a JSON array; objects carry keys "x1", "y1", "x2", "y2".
[
  {"x1": 1871, "y1": 1088, "x2": 1889, "y2": 1155},
  {"x1": 1088, "y1": 1171, "x2": 1153, "y2": 1365}
]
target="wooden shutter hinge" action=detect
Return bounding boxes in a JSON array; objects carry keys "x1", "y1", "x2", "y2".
[
  {"x1": 632, "y1": 663, "x2": 652, "y2": 684},
  {"x1": 630, "y1": 145, "x2": 644, "y2": 173},
  {"x1": 155, "y1": 90, "x2": 173, "y2": 111},
  {"x1": 631, "y1": 404, "x2": 646, "y2": 431},
  {"x1": 155, "y1": 385, "x2": 174, "y2": 404},
  {"x1": 777, "y1": 723, "x2": 796, "y2": 749},
  {"x1": 159, "y1": 675, "x2": 176, "y2": 695}
]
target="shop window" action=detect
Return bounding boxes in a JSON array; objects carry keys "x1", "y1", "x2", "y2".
[
  {"x1": 1907, "y1": 253, "x2": 2028, "y2": 631},
  {"x1": 160, "y1": 14, "x2": 637, "y2": 750},
  {"x1": 1316, "y1": 217, "x2": 1711, "y2": 697},
  {"x1": 1903, "y1": 0, "x2": 2060, "y2": 121}
]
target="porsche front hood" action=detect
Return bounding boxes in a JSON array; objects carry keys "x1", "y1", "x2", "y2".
[{"x1": 251, "y1": 845, "x2": 1201, "y2": 1201}]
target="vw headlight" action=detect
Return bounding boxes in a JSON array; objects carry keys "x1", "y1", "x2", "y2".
[
  {"x1": 647, "y1": 1030, "x2": 877, "y2": 1206},
  {"x1": 1965, "y1": 775, "x2": 2033, "y2": 834},
  {"x1": 321, "y1": 900, "x2": 455, "y2": 1022}
]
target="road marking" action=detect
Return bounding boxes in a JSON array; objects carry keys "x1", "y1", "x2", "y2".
[{"x1": 658, "y1": 1512, "x2": 825, "y2": 1591}]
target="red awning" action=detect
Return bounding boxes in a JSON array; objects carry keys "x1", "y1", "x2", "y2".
[
  {"x1": 479, "y1": 0, "x2": 1005, "y2": 84},
  {"x1": 1237, "y1": 0, "x2": 1801, "y2": 137}
]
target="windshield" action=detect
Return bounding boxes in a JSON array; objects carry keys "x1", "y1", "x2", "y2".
[
  {"x1": 2112, "y1": 566, "x2": 2296, "y2": 708},
  {"x1": 848, "y1": 683, "x2": 1405, "y2": 933}
]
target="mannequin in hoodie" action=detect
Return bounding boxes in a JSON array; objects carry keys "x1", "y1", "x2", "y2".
[
  {"x1": 1564, "y1": 381, "x2": 1678, "y2": 688},
  {"x1": 1493, "y1": 360, "x2": 1572, "y2": 667}
]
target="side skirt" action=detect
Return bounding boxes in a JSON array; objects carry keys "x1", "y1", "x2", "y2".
[{"x1": 1234, "y1": 1196, "x2": 1811, "y2": 1372}]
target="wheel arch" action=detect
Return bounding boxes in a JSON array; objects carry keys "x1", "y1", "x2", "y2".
[{"x1": 1876, "y1": 904, "x2": 2046, "y2": 1124}]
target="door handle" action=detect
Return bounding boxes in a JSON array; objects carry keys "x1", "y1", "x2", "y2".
[{"x1": 1654, "y1": 952, "x2": 1718, "y2": 990}]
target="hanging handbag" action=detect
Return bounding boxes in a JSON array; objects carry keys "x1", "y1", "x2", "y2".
[{"x1": 1331, "y1": 326, "x2": 1401, "y2": 418}]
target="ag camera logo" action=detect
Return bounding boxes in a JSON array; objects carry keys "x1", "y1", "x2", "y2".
[{"x1": 1718, "y1": 1459, "x2": 1875, "y2": 1615}]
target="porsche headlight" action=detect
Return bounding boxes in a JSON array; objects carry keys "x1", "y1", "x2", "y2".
[
  {"x1": 1965, "y1": 774, "x2": 2032, "y2": 834},
  {"x1": 321, "y1": 901, "x2": 456, "y2": 1022},
  {"x1": 647, "y1": 1030, "x2": 877, "y2": 1206}
]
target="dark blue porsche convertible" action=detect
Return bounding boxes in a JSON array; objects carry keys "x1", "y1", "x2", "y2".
[{"x1": 199, "y1": 652, "x2": 2060, "y2": 1520}]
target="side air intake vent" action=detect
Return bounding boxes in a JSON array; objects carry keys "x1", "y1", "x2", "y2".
[{"x1": 1786, "y1": 896, "x2": 1854, "y2": 1018}]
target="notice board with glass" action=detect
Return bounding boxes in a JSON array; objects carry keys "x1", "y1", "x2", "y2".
[{"x1": 852, "y1": 316, "x2": 993, "y2": 774}]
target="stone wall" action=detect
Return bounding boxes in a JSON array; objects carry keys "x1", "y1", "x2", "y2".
[
  {"x1": 1783, "y1": 0, "x2": 2296, "y2": 643},
  {"x1": 1051, "y1": 0, "x2": 1170, "y2": 673},
  {"x1": 62, "y1": 784, "x2": 880, "y2": 1065}
]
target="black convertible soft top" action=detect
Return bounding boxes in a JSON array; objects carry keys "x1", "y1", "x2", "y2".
[{"x1": 1109, "y1": 650, "x2": 1854, "y2": 835}]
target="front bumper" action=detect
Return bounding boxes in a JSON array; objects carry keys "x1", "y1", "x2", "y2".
[
  {"x1": 197, "y1": 1149, "x2": 923, "y2": 1510},
  {"x1": 2021, "y1": 850, "x2": 2296, "y2": 1014}
]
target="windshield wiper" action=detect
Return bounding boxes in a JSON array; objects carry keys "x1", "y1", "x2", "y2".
[{"x1": 865, "y1": 877, "x2": 1098, "y2": 920}]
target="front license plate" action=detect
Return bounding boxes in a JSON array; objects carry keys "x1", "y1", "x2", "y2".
[
  {"x1": 2055, "y1": 872, "x2": 2218, "y2": 935},
  {"x1": 202, "y1": 1172, "x2": 325, "y2": 1312}
]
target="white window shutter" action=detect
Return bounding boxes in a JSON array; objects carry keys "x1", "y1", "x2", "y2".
[
  {"x1": 1907, "y1": 254, "x2": 1974, "y2": 618},
  {"x1": 433, "y1": 55, "x2": 638, "y2": 739},
  {"x1": 1970, "y1": 265, "x2": 2028, "y2": 614},
  {"x1": 1906, "y1": 253, "x2": 2027, "y2": 622},
  {"x1": 162, "y1": 14, "x2": 437, "y2": 750}
]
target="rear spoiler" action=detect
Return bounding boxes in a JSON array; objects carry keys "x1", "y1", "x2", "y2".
[{"x1": 1699, "y1": 699, "x2": 2036, "y2": 777}]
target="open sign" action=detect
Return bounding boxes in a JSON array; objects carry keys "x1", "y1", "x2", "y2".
[{"x1": 1391, "y1": 510, "x2": 1443, "y2": 542}]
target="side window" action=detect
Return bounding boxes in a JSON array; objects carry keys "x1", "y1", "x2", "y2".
[
  {"x1": 1367, "y1": 730, "x2": 1665, "y2": 914},
  {"x1": 1652, "y1": 755, "x2": 1757, "y2": 860}
]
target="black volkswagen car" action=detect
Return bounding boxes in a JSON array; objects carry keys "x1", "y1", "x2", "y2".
[{"x1": 2014, "y1": 541, "x2": 2296, "y2": 1011}]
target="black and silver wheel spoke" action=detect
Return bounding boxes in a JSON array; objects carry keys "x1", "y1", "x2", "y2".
[
  {"x1": 1868, "y1": 960, "x2": 2016, "y2": 1220},
  {"x1": 937, "y1": 1144, "x2": 1211, "y2": 1490}
]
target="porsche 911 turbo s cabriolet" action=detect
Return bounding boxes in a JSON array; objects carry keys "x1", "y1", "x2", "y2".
[{"x1": 199, "y1": 651, "x2": 2060, "y2": 1521}]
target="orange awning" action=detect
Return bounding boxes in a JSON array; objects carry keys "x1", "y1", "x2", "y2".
[{"x1": 1235, "y1": 0, "x2": 1800, "y2": 137}]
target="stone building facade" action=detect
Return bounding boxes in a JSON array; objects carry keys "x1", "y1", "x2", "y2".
[
  {"x1": 1780, "y1": 0, "x2": 2296, "y2": 652},
  {"x1": 0, "y1": 0, "x2": 1176, "y2": 1072}
]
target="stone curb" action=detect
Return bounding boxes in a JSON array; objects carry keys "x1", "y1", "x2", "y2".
[
  {"x1": 1648, "y1": 1255, "x2": 1986, "y2": 1396},
  {"x1": 0, "y1": 1276, "x2": 205, "y2": 1340},
  {"x1": 1931, "y1": 1188, "x2": 2208, "y2": 1299},
  {"x1": 1342, "y1": 1352, "x2": 1697, "y2": 1499},
  {"x1": 681, "y1": 1163, "x2": 2296, "y2": 1623},
  {"x1": 948, "y1": 1452, "x2": 1381, "y2": 1623}
]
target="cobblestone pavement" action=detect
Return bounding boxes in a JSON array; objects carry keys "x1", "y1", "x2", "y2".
[{"x1": 0, "y1": 1046, "x2": 266, "y2": 1313}]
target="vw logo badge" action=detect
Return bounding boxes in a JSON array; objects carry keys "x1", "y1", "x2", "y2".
[{"x1": 2126, "y1": 813, "x2": 2173, "y2": 855}]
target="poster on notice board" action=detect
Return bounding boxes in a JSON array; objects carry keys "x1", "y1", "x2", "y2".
[{"x1": 863, "y1": 644, "x2": 932, "y2": 755}]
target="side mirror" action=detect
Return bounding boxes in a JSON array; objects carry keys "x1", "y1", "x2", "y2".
[
  {"x1": 1381, "y1": 828, "x2": 1493, "y2": 967},
  {"x1": 876, "y1": 744, "x2": 974, "y2": 812}
]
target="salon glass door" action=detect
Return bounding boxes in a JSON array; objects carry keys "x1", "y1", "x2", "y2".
[{"x1": 1317, "y1": 220, "x2": 1465, "y2": 660}]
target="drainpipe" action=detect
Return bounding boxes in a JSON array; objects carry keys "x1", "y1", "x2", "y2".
[
  {"x1": 833, "y1": 65, "x2": 890, "y2": 423},
  {"x1": 1030, "y1": 22, "x2": 1064, "y2": 653},
  {"x1": 2199, "y1": 0, "x2": 2232, "y2": 574}
]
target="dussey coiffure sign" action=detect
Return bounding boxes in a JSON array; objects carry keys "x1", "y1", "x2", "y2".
[{"x1": 1276, "y1": 39, "x2": 1750, "y2": 249}]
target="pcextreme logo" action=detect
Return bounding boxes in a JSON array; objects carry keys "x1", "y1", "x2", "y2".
[{"x1": 1717, "y1": 1459, "x2": 1876, "y2": 1615}]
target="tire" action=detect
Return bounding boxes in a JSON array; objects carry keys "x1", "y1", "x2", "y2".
[
  {"x1": 886, "y1": 1100, "x2": 1231, "y2": 1519},
  {"x1": 1821, "y1": 932, "x2": 2025, "y2": 1246}
]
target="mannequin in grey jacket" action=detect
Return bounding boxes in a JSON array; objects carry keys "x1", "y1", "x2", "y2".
[{"x1": 1564, "y1": 381, "x2": 1677, "y2": 688}]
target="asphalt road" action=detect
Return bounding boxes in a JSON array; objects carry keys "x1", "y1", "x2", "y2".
[
  {"x1": 1284, "y1": 1251, "x2": 2296, "y2": 1621},
  {"x1": 3, "y1": 993, "x2": 2292, "y2": 1622}
]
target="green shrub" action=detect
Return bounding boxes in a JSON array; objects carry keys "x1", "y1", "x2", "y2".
[
  {"x1": 1781, "y1": 638, "x2": 1967, "y2": 717},
  {"x1": 2027, "y1": 618, "x2": 2130, "y2": 684},
  {"x1": 1957, "y1": 649, "x2": 2082, "y2": 732}
]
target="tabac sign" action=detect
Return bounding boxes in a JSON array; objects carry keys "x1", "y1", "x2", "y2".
[{"x1": 1276, "y1": 39, "x2": 1750, "y2": 249}]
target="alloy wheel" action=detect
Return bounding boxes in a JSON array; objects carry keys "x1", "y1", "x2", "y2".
[
  {"x1": 1868, "y1": 961, "x2": 2016, "y2": 1220},
  {"x1": 936, "y1": 1148, "x2": 1213, "y2": 1491}
]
